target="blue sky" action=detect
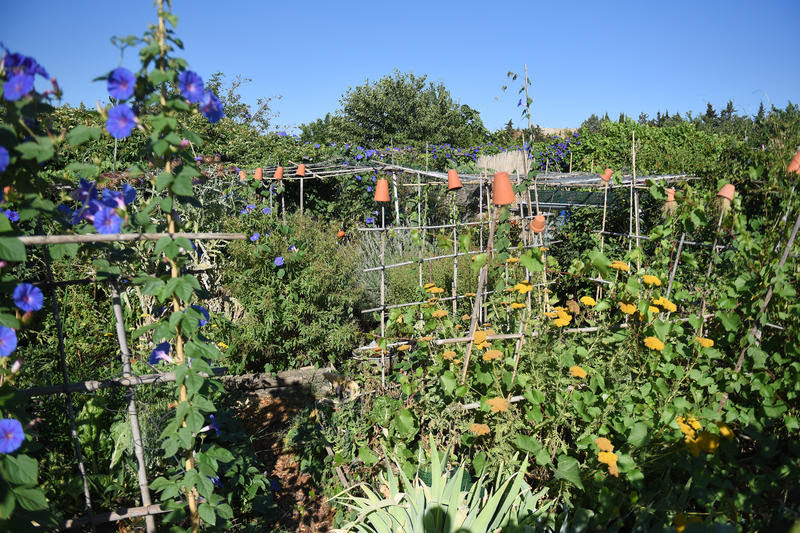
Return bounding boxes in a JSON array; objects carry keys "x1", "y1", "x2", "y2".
[{"x1": 3, "y1": 0, "x2": 798, "y2": 133}]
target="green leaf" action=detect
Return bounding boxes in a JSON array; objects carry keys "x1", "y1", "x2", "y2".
[
  {"x1": 155, "y1": 172, "x2": 173, "y2": 191},
  {"x1": 520, "y1": 250, "x2": 543, "y2": 273},
  {"x1": 65, "y1": 162, "x2": 100, "y2": 179},
  {"x1": 66, "y1": 125, "x2": 101, "y2": 146},
  {"x1": 471, "y1": 252, "x2": 487, "y2": 274},
  {"x1": 4, "y1": 455, "x2": 38, "y2": 486},
  {"x1": 514, "y1": 434, "x2": 542, "y2": 455},
  {"x1": 12, "y1": 487, "x2": 47, "y2": 511},
  {"x1": 48, "y1": 243, "x2": 79, "y2": 260},
  {"x1": 0, "y1": 237, "x2": 25, "y2": 262},
  {"x1": 149, "y1": 69, "x2": 175, "y2": 86},
  {"x1": 554, "y1": 455, "x2": 583, "y2": 490},
  {"x1": 109, "y1": 420, "x2": 132, "y2": 470},
  {"x1": 627, "y1": 422, "x2": 650, "y2": 447},
  {"x1": 588, "y1": 250, "x2": 611, "y2": 277},
  {"x1": 441, "y1": 370, "x2": 457, "y2": 394},
  {"x1": 198, "y1": 502, "x2": 216, "y2": 525},
  {"x1": 393, "y1": 408, "x2": 418, "y2": 439},
  {"x1": 15, "y1": 138, "x2": 54, "y2": 163},
  {"x1": 358, "y1": 446, "x2": 379, "y2": 466},
  {"x1": 171, "y1": 174, "x2": 193, "y2": 196}
]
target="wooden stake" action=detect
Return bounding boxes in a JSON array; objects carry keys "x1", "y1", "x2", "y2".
[{"x1": 380, "y1": 205, "x2": 386, "y2": 387}]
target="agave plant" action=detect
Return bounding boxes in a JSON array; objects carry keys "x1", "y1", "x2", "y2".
[{"x1": 332, "y1": 437, "x2": 551, "y2": 532}]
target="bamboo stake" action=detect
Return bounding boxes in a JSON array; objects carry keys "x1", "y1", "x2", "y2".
[
  {"x1": 417, "y1": 172, "x2": 423, "y2": 288},
  {"x1": 110, "y1": 281, "x2": 156, "y2": 533},
  {"x1": 628, "y1": 131, "x2": 635, "y2": 252},
  {"x1": 597, "y1": 180, "x2": 610, "y2": 300},
  {"x1": 61, "y1": 504, "x2": 169, "y2": 529},
  {"x1": 452, "y1": 196, "x2": 458, "y2": 316},
  {"x1": 300, "y1": 176, "x2": 304, "y2": 215},
  {"x1": 665, "y1": 232, "x2": 686, "y2": 299},
  {"x1": 697, "y1": 210, "x2": 726, "y2": 336},
  {"x1": 18, "y1": 232, "x2": 248, "y2": 245},
  {"x1": 380, "y1": 205, "x2": 386, "y2": 387}
]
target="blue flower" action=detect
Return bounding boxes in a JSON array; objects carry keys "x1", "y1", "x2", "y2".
[
  {"x1": 13, "y1": 283, "x2": 43, "y2": 312},
  {"x1": 106, "y1": 104, "x2": 136, "y2": 139},
  {"x1": 201, "y1": 414, "x2": 220, "y2": 436},
  {"x1": 0, "y1": 327, "x2": 17, "y2": 357},
  {"x1": 288, "y1": 244, "x2": 297, "y2": 252},
  {"x1": 208, "y1": 475, "x2": 223, "y2": 488},
  {"x1": 250, "y1": 233, "x2": 260, "y2": 241},
  {"x1": 0, "y1": 146, "x2": 8, "y2": 173},
  {"x1": 3, "y1": 73, "x2": 34, "y2": 101},
  {"x1": 149, "y1": 342, "x2": 172, "y2": 365},
  {"x1": 3, "y1": 210, "x2": 18, "y2": 222},
  {"x1": 57, "y1": 204, "x2": 73, "y2": 219},
  {"x1": 178, "y1": 70, "x2": 204, "y2": 103},
  {"x1": 122, "y1": 183, "x2": 136, "y2": 205},
  {"x1": 366, "y1": 186, "x2": 372, "y2": 192},
  {"x1": 246, "y1": 204, "x2": 255, "y2": 211},
  {"x1": 190, "y1": 305, "x2": 210, "y2": 327},
  {"x1": 199, "y1": 90, "x2": 224, "y2": 123},
  {"x1": 277, "y1": 131, "x2": 287, "y2": 137},
  {"x1": 107, "y1": 67, "x2": 135, "y2": 100},
  {"x1": 274, "y1": 256, "x2": 284, "y2": 267},
  {"x1": 314, "y1": 143, "x2": 320, "y2": 149},
  {"x1": 365, "y1": 217, "x2": 375, "y2": 225},
  {"x1": 1, "y1": 49, "x2": 48, "y2": 78},
  {"x1": 0, "y1": 418, "x2": 24, "y2": 454},
  {"x1": 94, "y1": 206, "x2": 122, "y2": 234},
  {"x1": 101, "y1": 189, "x2": 125, "y2": 209},
  {"x1": 356, "y1": 175, "x2": 361, "y2": 181},
  {"x1": 262, "y1": 207, "x2": 271, "y2": 215}
]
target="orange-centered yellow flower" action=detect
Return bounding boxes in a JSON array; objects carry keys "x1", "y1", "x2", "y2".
[
  {"x1": 618, "y1": 301, "x2": 636, "y2": 314},
  {"x1": 580, "y1": 295, "x2": 597, "y2": 306},
  {"x1": 642, "y1": 274, "x2": 662, "y2": 286},
  {"x1": 695, "y1": 336, "x2": 714, "y2": 348},
  {"x1": 644, "y1": 336, "x2": 665, "y2": 351},
  {"x1": 569, "y1": 366, "x2": 587, "y2": 378}
]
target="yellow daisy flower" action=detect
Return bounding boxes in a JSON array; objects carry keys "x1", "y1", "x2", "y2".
[
  {"x1": 695, "y1": 336, "x2": 714, "y2": 348},
  {"x1": 618, "y1": 301, "x2": 636, "y2": 314},
  {"x1": 513, "y1": 281, "x2": 533, "y2": 294},
  {"x1": 432, "y1": 309, "x2": 448, "y2": 318},
  {"x1": 579, "y1": 295, "x2": 597, "y2": 307},
  {"x1": 644, "y1": 336, "x2": 665, "y2": 351},
  {"x1": 642, "y1": 274, "x2": 662, "y2": 286},
  {"x1": 610, "y1": 260, "x2": 630, "y2": 272},
  {"x1": 510, "y1": 302, "x2": 525, "y2": 309},
  {"x1": 487, "y1": 397, "x2": 509, "y2": 413},
  {"x1": 569, "y1": 366, "x2": 587, "y2": 378},
  {"x1": 469, "y1": 423, "x2": 490, "y2": 436}
]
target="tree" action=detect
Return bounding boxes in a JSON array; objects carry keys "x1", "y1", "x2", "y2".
[
  {"x1": 581, "y1": 113, "x2": 602, "y2": 134},
  {"x1": 330, "y1": 70, "x2": 489, "y2": 147}
]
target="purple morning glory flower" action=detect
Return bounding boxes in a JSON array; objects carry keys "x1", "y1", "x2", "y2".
[
  {"x1": 57, "y1": 204, "x2": 73, "y2": 219},
  {"x1": 190, "y1": 305, "x2": 210, "y2": 327},
  {"x1": 149, "y1": 342, "x2": 172, "y2": 365},
  {"x1": 274, "y1": 256, "x2": 284, "y2": 267},
  {"x1": 1, "y1": 49, "x2": 48, "y2": 78},
  {"x1": 0, "y1": 327, "x2": 17, "y2": 357},
  {"x1": 122, "y1": 183, "x2": 136, "y2": 205},
  {"x1": 178, "y1": 70, "x2": 204, "y2": 103},
  {"x1": 13, "y1": 283, "x2": 43, "y2": 312},
  {"x1": 367, "y1": 186, "x2": 372, "y2": 192},
  {"x1": 0, "y1": 146, "x2": 8, "y2": 173},
  {"x1": 201, "y1": 414, "x2": 220, "y2": 436},
  {"x1": 0, "y1": 418, "x2": 24, "y2": 453},
  {"x1": 314, "y1": 143, "x2": 320, "y2": 149},
  {"x1": 365, "y1": 217, "x2": 375, "y2": 225},
  {"x1": 209, "y1": 475, "x2": 223, "y2": 488},
  {"x1": 199, "y1": 90, "x2": 224, "y2": 123},
  {"x1": 250, "y1": 233, "x2": 260, "y2": 241},
  {"x1": 288, "y1": 244, "x2": 297, "y2": 252},
  {"x1": 262, "y1": 207, "x2": 271, "y2": 215},
  {"x1": 246, "y1": 204, "x2": 256, "y2": 211},
  {"x1": 94, "y1": 206, "x2": 122, "y2": 234},
  {"x1": 101, "y1": 189, "x2": 125, "y2": 210},
  {"x1": 277, "y1": 131, "x2": 287, "y2": 137},
  {"x1": 107, "y1": 67, "x2": 135, "y2": 100},
  {"x1": 356, "y1": 175, "x2": 361, "y2": 181},
  {"x1": 3, "y1": 210, "x2": 18, "y2": 222},
  {"x1": 3, "y1": 73, "x2": 34, "y2": 101},
  {"x1": 106, "y1": 104, "x2": 136, "y2": 139}
]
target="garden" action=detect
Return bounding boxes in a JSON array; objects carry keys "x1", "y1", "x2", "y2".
[{"x1": 1, "y1": 2, "x2": 799, "y2": 532}]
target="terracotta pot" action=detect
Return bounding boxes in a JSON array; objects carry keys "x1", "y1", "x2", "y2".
[
  {"x1": 239, "y1": 170, "x2": 247, "y2": 180},
  {"x1": 374, "y1": 178, "x2": 391, "y2": 202},
  {"x1": 492, "y1": 172, "x2": 515, "y2": 206},
  {"x1": 296, "y1": 164, "x2": 306, "y2": 177},
  {"x1": 336, "y1": 230, "x2": 346, "y2": 238},
  {"x1": 665, "y1": 188, "x2": 675, "y2": 202},
  {"x1": 530, "y1": 214, "x2": 546, "y2": 233},
  {"x1": 717, "y1": 183, "x2": 735, "y2": 201},
  {"x1": 601, "y1": 168, "x2": 613, "y2": 182},
  {"x1": 254, "y1": 167, "x2": 263, "y2": 180},
  {"x1": 274, "y1": 166, "x2": 284, "y2": 180},
  {"x1": 788, "y1": 151, "x2": 800, "y2": 173},
  {"x1": 447, "y1": 169, "x2": 463, "y2": 191}
]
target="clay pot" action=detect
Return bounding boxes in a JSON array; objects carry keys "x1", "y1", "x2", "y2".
[
  {"x1": 666, "y1": 188, "x2": 675, "y2": 202},
  {"x1": 717, "y1": 184, "x2": 735, "y2": 201},
  {"x1": 601, "y1": 168, "x2": 613, "y2": 182},
  {"x1": 274, "y1": 166, "x2": 284, "y2": 180},
  {"x1": 296, "y1": 164, "x2": 306, "y2": 177},
  {"x1": 254, "y1": 167, "x2": 263, "y2": 180},
  {"x1": 447, "y1": 169, "x2": 463, "y2": 191},
  {"x1": 336, "y1": 230, "x2": 345, "y2": 238},
  {"x1": 788, "y1": 150, "x2": 800, "y2": 174},
  {"x1": 374, "y1": 178, "x2": 391, "y2": 202},
  {"x1": 492, "y1": 172, "x2": 515, "y2": 206},
  {"x1": 239, "y1": 170, "x2": 247, "y2": 180},
  {"x1": 530, "y1": 214, "x2": 546, "y2": 233}
]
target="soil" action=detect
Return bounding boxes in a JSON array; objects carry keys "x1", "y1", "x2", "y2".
[{"x1": 237, "y1": 393, "x2": 335, "y2": 533}]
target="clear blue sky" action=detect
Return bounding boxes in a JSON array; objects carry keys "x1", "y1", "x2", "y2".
[{"x1": 3, "y1": 0, "x2": 798, "y2": 133}]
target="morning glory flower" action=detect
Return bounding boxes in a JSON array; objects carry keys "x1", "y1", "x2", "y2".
[
  {"x1": 356, "y1": 175, "x2": 361, "y2": 181},
  {"x1": 57, "y1": 204, "x2": 73, "y2": 219},
  {"x1": 0, "y1": 327, "x2": 17, "y2": 357},
  {"x1": 94, "y1": 206, "x2": 122, "y2": 234},
  {"x1": 107, "y1": 67, "x2": 135, "y2": 100},
  {"x1": 367, "y1": 186, "x2": 372, "y2": 192},
  {"x1": 106, "y1": 104, "x2": 136, "y2": 139},
  {"x1": 262, "y1": 207, "x2": 271, "y2": 215},
  {"x1": 314, "y1": 143, "x2": 320, "y2": 149},
  {"x1": 200, "y1": 414, "x2": 220, "y2": 436},
  {"x1": 148, "y1": 342, "x2": 172, "y2": 365},
  {"x1": 122, "y1": 183, "x2": 136, "y2": 205},
  {"x1": 250, "y1": 233, "x2": 260, "y2": 241},
  {"x1": 246, "y1": 204, "x2": 255, "y2": 211},
  {"x1": 190, "y1": 305, "x2": 210, "y2": 327},
  {"x1": 0, "y1": 418, "x2": 24, "y2": 454},
  {"x1": 365, "y1": 217, "x2": 375, "y2": 225},
  {"x1": 3, "y1": 73, "x2": 34, "y2": 101},
  {"x1": 101, "y1": 189, "x2": 125, "y2": 210},
  {"x1": 274, "y1": 256, "x2": 284, "y2": 267},
  {"x1": 178, "y1": 70, "x2": 204, "y2": 103},
  {"x1": 3, "y1": 210, "x2": 18, "y2": 222},
  {"x1": 199, "y1": 90, "x2": 224, "y2": 123},
  {"x1": 13, "y1": 283, "x2": 43, "y2": 312},
  {"x1": 288, "y1": 245, "x2": 297, "y2": 252},
  {"x1": 277, "y1": 131, "x2": 287, "y2": 137},
  {"x1": 0, "y1": 146, "x2": 9, "y2": 173}
]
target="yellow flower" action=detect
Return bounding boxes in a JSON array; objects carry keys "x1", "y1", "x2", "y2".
[
  {"x1": 618, "y1": 301, "x2": 636, "y2": 314},
  {"x1": 642, "y1": 274, "x2": 662, "y2": 286},
  {"x1": 544, "y1": 311, "x2": 559, "y2": 318},
  {"x1": 464, "y1": 292, "x2": 477, "y2": 297},
  {"x1": 506, "y1": 257, "x2": 520, "y2": 263},
  {"x1": 652, "y1": 296, "x2": 677, "y2": 312},
  {"x1": 644, "y1": 336, "x2": 665, "y2": 351},
  {"x1": 482, "y1": 349, "x2": 502, "y2": 362},
  {"x1": 648, "y1": 305, "x2": 660, "y2": 314},
  {"x1": 454, "y1": 324, "x2": 463, "y2": 330},
  {"x1": 453, "y1": 359, "x2": 461, "y2": 364},
  {"x1": 469, "y1": 423, "x2": 491, "y2": 436},
  {"x1": 610, "y1": 260, "x2": 630, "y2": 272},
  {"x1": 673, "y1": 513, "x2": 687, "y2": 533},
  {"x1": 597, "y1": 451, "x2": 619, "y2": 477},
  {"x1": 514, "y1": 281, "x2": 533, "y2": 294},
  {"x1": 462, "y1": 314, "x2": 471, "y2": 321},
  {"x1": 487, "y1": 397, "x2": 509, "y2": 413},
  {"x1": 594, "y1": 437, "x2": 614, "y2": 452},
  {"x1": 473, "y1": 330, "x2": 489, "y2": 344},
  {"x1": 432, "y1": 309, "x2": 448, "y2": 318},
  {"x1": 476, "y1": 341, "x2": 492, "y2": 350},
  {"x1": 695, "y1": 336, "x2": 714, "y2": 348},
  {"x1": 579, "y1": 295, "x2": 597, "y2": 307},
  {"x1": 501, "y1": 301, "x2": 511, "y2": 306},
  {"x1": 510, "y1": 302, "x2": 525, "y2": 309},
  {"x1": 716, "y1": 422, "x2": 734, "y2": 441},
  {"x1": 423, "y1": 282, "x2": 435, "y2": 289},
  {"x1": 676, "y1": 416, "x2": 701, "y2": 439},
  {"x1": 429, "y1": 287, "x2": 445, "y2": 294},
  {"x1": 396, "y1": 315, "x2": 404, "y2": 324},
  {"x1": 442, "y1": 350, "x2": 456, "y2": 360},
  {"x1": 539, "y1": 246, "x2": 549, "y2": 252},
  {"x1": 397, "y1": 344, "x2": 411, "y2": 352},
  {"x1": 426, "y1": 297, "x2": 438, "y2": 304},
  {"x1": 419, "y1": 336, "x2": 433, "y2": 342},
  {"x1": 553, "y1": 317, "x2": 571, "y2": 327},
  {"x1": 217, "y1": 341, "x2": 229, "y2": 349},
  {"x1": 569, "y1": 366, "x2": 587, "y2": 378}
]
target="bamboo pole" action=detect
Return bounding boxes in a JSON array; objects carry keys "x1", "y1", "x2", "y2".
[
  {"x1": 452, "y1": 196, "x2": 458, "y2": 316},
  {"x1": 665, "y1": 232, "x2": 686, "y2": 299},
  {"x1": 300, "y1": 176, "x2": 304, "y2": 215},
  {"x1": 628, "y1": 131, "x2": 635, "y2": 251},
  {"x1": 417, "y1": 172, "x2": 423, "y2": 288},
  {"x1": 380, "y1": 205, "x2": 386, "y2": 387},
  {"x1": 110, "y1": 281, "x2": 156, "y2": 533},
  {"x1": 18, "y1": 232, "x2": 249, "y2": 245},
  {"x1": 61, "y1": 504, "x2": 169, "y2": 529}
]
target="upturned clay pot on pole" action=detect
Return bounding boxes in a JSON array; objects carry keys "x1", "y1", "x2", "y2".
[
  {"x1": 447, "y1": 169, "x2": 463, "y2": 192},
  {"x1": 664, "y1": 187, "x2": 677, "y2": 217},
  {"x1": 239, "y1": 170, "x2": 246, "y2": 180},
  {"x1": 296, "y1": 165, "x2": 306, "y2": 215},
  {"x1": 254, "y1": 167, "x2": 263, "y2": 181},
  {"x1": 492, "y1": 172, "x2": 515, "y2": 206},
  {"x1": 530, "y1": 214, "x2": 546, "y2": 234},
  {"x1": 274, "y1": 166, "x2": 284, "y2": 180},
  {"x1": 717, "y1": 183, "x2": 735, "y2": 214},
  {"x1": 374, "y1": 178, "x2": 391, "y2": 387}
]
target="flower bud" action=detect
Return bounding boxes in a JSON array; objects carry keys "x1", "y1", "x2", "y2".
[
  {"x1": 180, "y1": 138, "x2": 190, "y2": 149},
  {"x1": 20, "y1": 311, "x2": 34, "y2": 325},
  {"x1": 10, "y1": 359, "x2": 22, "y2": 374}
]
